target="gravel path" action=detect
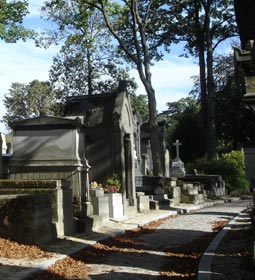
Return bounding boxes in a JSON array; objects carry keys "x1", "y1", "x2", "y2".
[
  {"x1": 0, "y1": 200, "x2": 250, "y2": 280},
  {"x1": 86, "y1": 200, "x2": 250, "y2": 279}
]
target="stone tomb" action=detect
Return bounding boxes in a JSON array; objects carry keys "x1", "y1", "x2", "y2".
[
  {"x1": 184, "y1": 174, "x2": 225, "y2": 197},
  {"x1": 64, "y1": 83, "x2": 139, "y2": 219},
  {"x1": 170, "y1": 140, "x2": 186, "y2": 178},
  {"x1": 179, "y1": 181, "x2": 205, "y2": 205},
  {"x1": 0, "y1": 179, "x2": 73, "y2": 237},
  {"x1": 8, "y1": 116, "x2": 90, "y2": 218}
]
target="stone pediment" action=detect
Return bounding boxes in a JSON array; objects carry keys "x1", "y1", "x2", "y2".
[{"x1": 9, "y1": 116, "x2": 83, "y2": 130}]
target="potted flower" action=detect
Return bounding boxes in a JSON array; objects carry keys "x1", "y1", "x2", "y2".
[
  {"x1": 104, "y1": 174, "x2": 121, "y2": 193},
  {"x1": 104, "y1": 174, "x2": 123, "y2": 219},
  {"x1": 105, "y1": 185, "x2": 118, "y2": 193}
]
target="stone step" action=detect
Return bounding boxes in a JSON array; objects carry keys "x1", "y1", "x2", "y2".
[{"x1": 181, "y1": 193, "x2": 205, "y2": 205}]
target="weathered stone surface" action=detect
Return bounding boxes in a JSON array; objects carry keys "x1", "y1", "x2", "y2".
[
  {"x1": 137, "y1": 195, "x2": 150, "y2": 212},
  {"x1": 0, "y1": 179, "x2": 73, "y2": 237},
  {"x1": 106, "y1": 193, "x2": 124, "y2": 220},
  {"x1": 172, "y1": 186, "x2": 181, "y2": 206},
  {"x1": 8, "y1": 116, "x2": 89, "y2": 215},
  {"x1": 0, "y1": 194, "x2": 55, "y2": 245},
  {"x1": 90, "y1": 188, "x2": 105, "y2": 198}
]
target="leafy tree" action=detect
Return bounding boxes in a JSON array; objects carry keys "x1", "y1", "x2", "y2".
[
  {"x1": 0, "y1": 0, "x2": 34, "y2": 42},
  {"x1": 130, "y1": 94, "x2": 149, "y2": 122},
  {"x1": 214, "y1": 53, "x2": 255, "y2": 151},
  {"x1": 41, "y1": 1, "x2": 135, "y2": 96},
  {"x1": 79, "y1": 0, "x2": 180, "y2": 176},
  {"x1": 164, "y1": 53, "x2": 255, "y2": 160},
  {"x1": 3, "y1": 80, "x2": 61, "y2": 126},
  {"x1": 159, "y1": 0, "x2": 238, "y2": 160},
  {"x1": 161, "y1": 97, "x2": 206, "y2": 162}
]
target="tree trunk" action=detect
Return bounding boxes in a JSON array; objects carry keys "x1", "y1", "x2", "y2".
[
  {"x1": 87, "y1": 48, "x2": 93, "y2": 95},
  {"x1": 194, "y1": 0, "x2": 207, "y2": 130},
  {"x1": 93, "y1": 0, "x2": 163, "y2": 176},
  {"x1": 206, "y1": 46, "x2": 217, "y2": 160},
  {"x1": 198, "y1": 45, "x2": 207, "y2": 129},
  {"x1": 147, "y1": 84, "x2": 163, "y2": 177},
  {"x1": 205, "y1": 2, "x2": 217, "y2": 160},
  {"x1": 138, "y1": 69, "x2": 163, "y2": 176}
]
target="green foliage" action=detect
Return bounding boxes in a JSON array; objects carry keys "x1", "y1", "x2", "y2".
[
  {"x1": 41, "y1": 1, "x2": 136, "y2": 96},
  {"x1": 161, "y1": 97, "x2": 206, "y2": 162},
  {"x1": 79, "y1": 0, "x2": 184, "y2": 175},
  {"x1": 104, "y1": 173, "x2": 121, "y2": 192},
  {"x1": 130, "y1": 94, "x2": 149, "y2": 121},
  {"x1": 161, "y1": 0, "x2": 237, "y2": 160},
  {"x1": 3, "y1": 80, "x2": 63, "y2": 127},
  {"x1": 0, "y1": 0, "x2": 35, "y2": 42},
  {"x1": 214, "y1": 53, "x2": 255, "y2": 151},
  {"x1": 221, "y1": 151, "x2": 250, "y2": 194},
  {"x1": 187, "y1": 150, "x2": 250, "y2": 195}
]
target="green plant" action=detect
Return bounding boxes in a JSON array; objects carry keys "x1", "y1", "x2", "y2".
[
  {"x1": 104, "y1": 174, "x2": 121, "y2": 193},
  {"x1": 187, "y1": 150, "x2": 250, "y2": 195},
  {"x1": 222, "y1": 150, "x2": 250, "y2": 195}
]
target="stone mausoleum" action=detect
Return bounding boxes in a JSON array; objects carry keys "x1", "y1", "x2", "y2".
[{"x1": 64, "y1": 83, "x2": 140, "y2": 215}]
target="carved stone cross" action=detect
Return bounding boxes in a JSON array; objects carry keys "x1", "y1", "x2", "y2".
[{"x1": 173, "y1": 139, "x2": 182, "y2": 160}]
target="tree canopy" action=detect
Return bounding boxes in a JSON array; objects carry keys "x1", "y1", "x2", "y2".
[
  {"x1": 214, "y1": 53, "x2": 255, "y2": 151},
  {"x1": 0, "y1": 0, "x2": 34, "y2": 42},
  {"x1": 165, "y1": 52, "x2": 255, "y2": 161},
  {"x1": 130, "y1": 94, "x2": 149, "y2": 122},
  {"x1": 161, "y1": 97, "x2": 206, "y2": 162},
  {"x1": 41, "y1": 1, "x2": 136, "y2": 96},
  {"x1": 161, "y1": 0, "x2": 237, "y2": 160},
  {"x1": 3, "y1": 80, "x2": 61, "y2": 126}
]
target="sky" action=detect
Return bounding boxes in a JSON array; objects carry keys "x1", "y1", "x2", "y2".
[{"x1": 0, "y1": 0, "x2": 199, "y2": 133}]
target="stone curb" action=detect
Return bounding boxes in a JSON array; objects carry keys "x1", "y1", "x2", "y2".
[{"x1": 197, "y1": 210, "x2": 247, "y2": 280}]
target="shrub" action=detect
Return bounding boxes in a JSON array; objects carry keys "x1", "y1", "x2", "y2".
[
  {"x1": 222, "y1": 150, "x2": 250, "y2": 194},
  {"x1": 187, "y1": 150, "x2": 250, "y2": 195}
]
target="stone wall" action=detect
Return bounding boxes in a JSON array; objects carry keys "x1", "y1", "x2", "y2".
[
  {"x1": 0, "y1": 194, "x2": 55, "y2": 245},
  {"x1": 0, "y1": 179, "x2": 73, "y2": 237}
]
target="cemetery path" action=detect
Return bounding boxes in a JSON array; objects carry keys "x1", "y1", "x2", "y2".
[
  {"x1": 0, "y1": 199, "x2": 253, "y2": 280},
  {"x1": 82, "y1": 200, "x2": 251, "y2": 280}
]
